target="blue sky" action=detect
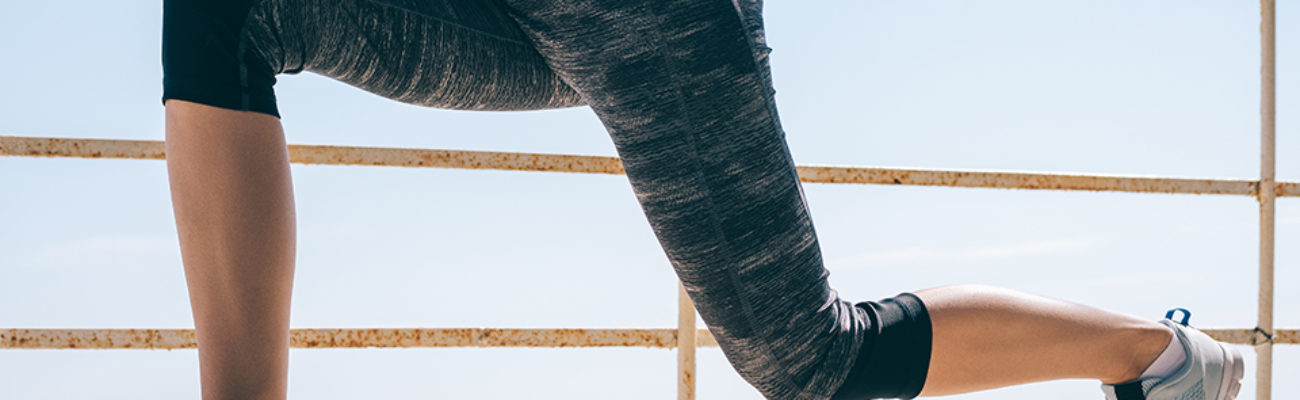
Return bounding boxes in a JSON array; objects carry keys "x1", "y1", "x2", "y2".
[{"x1": 1, "y1": 0, "x2": 1296, "y2": 399}]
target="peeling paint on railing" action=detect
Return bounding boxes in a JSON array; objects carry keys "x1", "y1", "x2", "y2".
[
  {"x1": 3, "y1": 136, "x2": 1294, "y2": 196},
  {"x1": 3, "y1": 328, "x2": 1292, "y2": 350},
  {"x1": 1, "y1": 328, "x2": 720, "y2": 350}
]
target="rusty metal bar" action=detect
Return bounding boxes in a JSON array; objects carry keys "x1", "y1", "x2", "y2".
[
  {"x1": 3, "y1": 135, "x2": 1294, "y2": 196},
  {"x1": 677, "y1": 284, "x2": 698, "y2": 400},
  {"x1": 794, "y1": 166, "x2": 1261, "y2": 195},
  {"x1": 1, "y1": 328, "x2": 720, "y2": 350},
  {"x1": 0, "y1": 136, "x2": 625, "y2": 175},
  {"x1": 1202, "y1": 329, "x2": 1296, "y2": 346},
  {"x1": 1256, "y1": 1, "x2": 1277, "y2": 398},
  {"x1": 1, "y1": 328, "x2": 1288, "y2": 350},
  {"x1": 1278, "y1": 181, "x2": 1298, "y2": 197}
]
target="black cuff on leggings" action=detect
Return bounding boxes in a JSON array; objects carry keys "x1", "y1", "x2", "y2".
[
  {"x1": 831, "y1": 292, "x2": 933, "y2": 400},
  {"x1": 163, "y1": 72, "x2": 280, "y2": 118}
]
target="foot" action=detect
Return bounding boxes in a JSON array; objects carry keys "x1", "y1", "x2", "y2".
[{"x1": 1100, "y1": 309, "x2": 1244, "y2": 400}]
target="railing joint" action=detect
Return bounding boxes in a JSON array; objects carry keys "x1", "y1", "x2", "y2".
[{"x1": 1253, "y1": 327, "x2": 1275, "y2": 346}]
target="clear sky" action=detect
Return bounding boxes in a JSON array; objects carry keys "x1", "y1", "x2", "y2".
[{"x1": 1, "y1": 0, "x2": 1296, "y2": 399}]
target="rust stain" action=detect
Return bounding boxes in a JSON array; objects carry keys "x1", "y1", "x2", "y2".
[
  {"x1": 1, "y1": 328, "x2": 720, "y2": 350},
  {"x1": 1275, "y1": 329, "x2": 1298, "y2": 344},
  {"x1": 1201, "y1": 329, "x2": 1300, "y2": 345},
  {"x1": 4, "y1": 135, "x2": 1294, "y2": 197},
  {"x1": 1277, "y1": 181, "x2": 1298, "y2": 197},
  {"x1": 0, "y1": 327, "x2": 1279, "y2": 349},
  {"x1": 0, "y1": 328, "x2": 1276, "y2": 349}
]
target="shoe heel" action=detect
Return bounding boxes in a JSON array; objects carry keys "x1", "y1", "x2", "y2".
[{"x1": 1220, "y1": 345, "x2": 1244, "y2": 400}]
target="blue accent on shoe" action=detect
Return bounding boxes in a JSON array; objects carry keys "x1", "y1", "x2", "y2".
[{"x1": 1165, "y1": 308, "x2": 1191, "y2": 326}]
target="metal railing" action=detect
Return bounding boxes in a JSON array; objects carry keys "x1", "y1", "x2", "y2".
[
  {"x1": 1, "y1": 133, "x2": 1295, "y2": 398},
  {"x1": 0, "y1": 2, "x2": 1290, "y2": 398}
]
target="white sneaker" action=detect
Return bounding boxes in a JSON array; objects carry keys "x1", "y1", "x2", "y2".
[{"x1": 1100, "y1": 309, "x2": 1244, "y2": 400}]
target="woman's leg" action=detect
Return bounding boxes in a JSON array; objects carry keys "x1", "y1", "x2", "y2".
[
  {"x1": 164, "y1": 100, "x2": 296, "y2": 400},
  {"x1": 499, "y1": 1, "x2": 881, "y2": 398},
  {"x1": 161, "y1": 1, "x2": 582, "y2": 399},
  {"x1": 915, "y1": 284, "x2": 1173, "y2": 397},
  {"x1": 495, "y1": 1, "x2": 1185, "y2": 399}
]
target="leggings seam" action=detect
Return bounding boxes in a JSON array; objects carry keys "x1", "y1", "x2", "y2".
[
  {"x1": 645, "y1": 1, "x2": 800, "y2": 394},
  {"x1": 237, "y1": 0, "x2": 272, "y2": 111},
  {"x1": 720, "y1": 1, "x2": 852, "y2": 397}
]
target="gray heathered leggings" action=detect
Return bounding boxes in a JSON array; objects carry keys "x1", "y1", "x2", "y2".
[{"x1": 163, "y1": 0, "x2": 933, "y2": 398}]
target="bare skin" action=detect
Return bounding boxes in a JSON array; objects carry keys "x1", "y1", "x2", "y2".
[
  {"x1": 165, "y1": 100, "x2": 1171, "y2": 399},
  {"x1": 166, "y1": 100, "x2": 295, "y2": 400},
  {"x1": 914, "y1": 284, "x2": 1173, "y2": 397}
]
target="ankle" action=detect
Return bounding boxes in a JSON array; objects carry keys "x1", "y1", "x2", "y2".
[{"x1": 1102, "y1": 323, "x2": 1174, "y2": 384}]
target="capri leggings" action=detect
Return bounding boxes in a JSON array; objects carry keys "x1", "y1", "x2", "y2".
[{"x1": 162, "y1": 0, "x2": 932, "y2": 398}]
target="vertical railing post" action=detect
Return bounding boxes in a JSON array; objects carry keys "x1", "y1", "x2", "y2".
[
  {"x1": 1257, "y1": 1, "x2": 1277, "y2": 399},
  {"x1": 677, "y1": 283, "x2": 697, "y2": 400}
]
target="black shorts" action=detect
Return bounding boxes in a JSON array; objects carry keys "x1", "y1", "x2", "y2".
[
  {"x1": 834, "y1": 293, "x2": 933, "y2": 399},
  {"x1": 162, "y1": 0, "x2": 281, "y2": 117}
]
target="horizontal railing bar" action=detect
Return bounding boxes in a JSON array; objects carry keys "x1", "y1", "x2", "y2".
[
  {"x1": 1203, "y1": 328, "x2": 1297, "y2": 345},
  {"x1": 2, "y1": 328, "x2": 1293, "y2": 350},
  {"x1": 796, "y1": 166, "x2": 1262, "y2": 195},
  {"x1": 0, "y1": 328, "x2": 719, "y2": 350},
  {"x1": 2, "y1": 136, "x2": 1294, "y2": 196}
]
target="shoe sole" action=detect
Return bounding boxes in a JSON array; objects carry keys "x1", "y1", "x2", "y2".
[{"x1": 1216, "y1": 343, "x2": 1245, "y2": 400}]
